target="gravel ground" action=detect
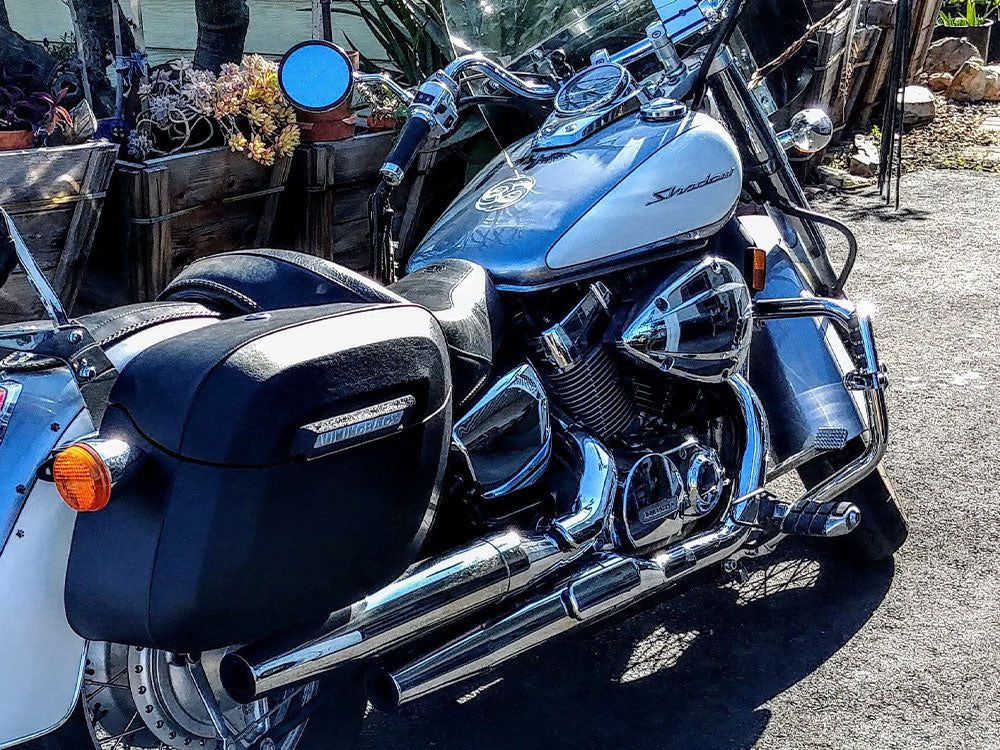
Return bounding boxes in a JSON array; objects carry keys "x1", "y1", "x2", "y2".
[{"x1": 360, "y1": 169, "x2": 1000, "y2": 750}]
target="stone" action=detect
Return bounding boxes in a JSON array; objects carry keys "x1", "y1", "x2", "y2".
[
  {"x1": 946, "y1": 60, "x2": 1000, "y2": 101},
  {"x1": 923, "y1": 37, "x2": 981, "y2": 75},
  {"x1": 849, "y1": 135, "x2": 881, "y2": 177},
  {"x1": 899, "y1": 85, "x2": 936, "y2": 125},
  {"x1": 928, "y1": 72, "x2": 954, "y2": 92},
  {"x1": 816, "y1": 165, "x2": 875, "y2": 190}
]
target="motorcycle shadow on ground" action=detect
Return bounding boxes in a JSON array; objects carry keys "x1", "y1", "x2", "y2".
[{"x1": 362, "y1": 541, "x2": 895, "y2": 750}]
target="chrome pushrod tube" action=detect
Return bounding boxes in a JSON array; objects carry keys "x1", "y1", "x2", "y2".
[
  {"x1": 220, "y1": 429, "x2": 616, "y2": 703},
  {"x1": 369, "y1": 376, "x2": 769, "y2": 710},
  {"x1": 753, "y1": 297, "x2": 889, "y2": 508},
  {"x1": 443, "y1": 53, "x2": 559, "y2": 100}
]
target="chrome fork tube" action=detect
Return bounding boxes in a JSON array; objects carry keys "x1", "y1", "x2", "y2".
[
  {"x1": 221, "y1": 429, "x2": 616, "y2": 703},
  {"x1": 369, "y1": 376, "x2": 769, "y2": 710}
]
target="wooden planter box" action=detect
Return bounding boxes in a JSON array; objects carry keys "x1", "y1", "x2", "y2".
[
  {"x1": 0, "y1": 141, "x2": 118, "y2": 324},
  {"x1": 274, "y1": 131, "x2": 426, "y2": 274},
  {"x1": 83, "y1": 147, "x2": 292, "y2": 305}
]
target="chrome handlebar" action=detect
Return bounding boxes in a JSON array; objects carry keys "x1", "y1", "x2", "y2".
[
  {"x1": 442, "y1": 54, "x2": 561, "y2": 100},
  {"x1": 379, "y1": 54, "x2": 559, "y2": 185}
]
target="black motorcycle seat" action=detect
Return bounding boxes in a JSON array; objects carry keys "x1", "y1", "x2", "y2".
[
  {"x1": 78, "y1": 301, "x2": 220, "y2": 349},
  {"x1": 159, "y1": 249, "x2": 501, "y2": 407},
  {"x1": 159, "y1": 248, "x2": 401, "y2": 314},
  {"x1": 389, "y1": 260, "x2": 502, "y2": 409},
  {"x1": 1, "y1": 302, "x2": 219, "y2": 373}
]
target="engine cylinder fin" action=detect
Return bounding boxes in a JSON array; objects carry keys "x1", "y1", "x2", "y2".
[{"x1": 545, "y1": 346, "x2": 635, "y2": 441}]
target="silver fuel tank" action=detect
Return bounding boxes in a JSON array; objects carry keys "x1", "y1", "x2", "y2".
[{"x1": 407, "y1": 110, "x2": 743, "y2": 292}]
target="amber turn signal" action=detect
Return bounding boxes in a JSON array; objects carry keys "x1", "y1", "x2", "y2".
[
  {"x1": 750, "y1": 247, "x2": 767, "y2": 292},
  {"x1": 53, "y1": 443, "x2": 112, "y2": 512}
]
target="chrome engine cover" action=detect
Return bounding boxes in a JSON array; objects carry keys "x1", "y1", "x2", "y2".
[
  {"x1": 619, "y1": 257, "x2": 752, "y2": 382},
  {"x1": 615, "y1": 443, "x2": 727, "y2": 550}
]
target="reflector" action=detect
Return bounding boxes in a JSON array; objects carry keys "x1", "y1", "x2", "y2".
[{"x1": 53, "y1": 444, "x2": 112, "y2": 512}]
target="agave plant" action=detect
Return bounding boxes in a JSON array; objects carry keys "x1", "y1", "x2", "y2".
[
  {"x1": 938, "y1": 0, "x2": 995, "y2": 26},
  {"x1": 332, "y1": 0, "x2": 451, "y2": 84}
]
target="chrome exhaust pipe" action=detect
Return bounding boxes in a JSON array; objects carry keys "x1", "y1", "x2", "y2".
[
  {"x1": 368, "y1": 375, "x2": 769, "y2": 710},
  {"x1": 221, "y1": 429, "x2": 617, "y2": 703}
]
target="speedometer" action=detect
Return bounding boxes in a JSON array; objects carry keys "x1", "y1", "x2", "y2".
[{"x1": 553, "y1": 63, "x2": 636, "y2": 116}]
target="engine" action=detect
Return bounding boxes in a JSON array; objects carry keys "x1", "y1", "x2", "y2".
[{"x1": 529, "y1": 257, "x2": 753, "y2": 551}]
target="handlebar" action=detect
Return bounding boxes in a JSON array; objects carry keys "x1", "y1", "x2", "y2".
[
  {"x1": 378, "y1": 55, "x2": 559, "y2": 186},
  {"x1": 380, "y1": 114, "x2": 432, "y2": 186}
]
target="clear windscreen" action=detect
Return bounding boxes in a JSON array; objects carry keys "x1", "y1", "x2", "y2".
[{"x1": 443, "y1": 0, "x2": 659, "y2": 72}]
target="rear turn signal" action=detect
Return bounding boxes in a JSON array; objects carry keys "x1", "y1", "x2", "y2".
[{"x1": 53, "y1": 444, "x2": 112, "y2": 512}]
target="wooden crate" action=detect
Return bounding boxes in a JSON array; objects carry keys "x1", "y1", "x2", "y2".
[
  {"x1": 0, "y1": 140, "x2": 118, "y2": 324},
  {"x1": 85, "y1": 147, "x2": 292, "y2": 304},
  {"x1": 274, "y1": 132, "x2": 420, "y2": 273}
]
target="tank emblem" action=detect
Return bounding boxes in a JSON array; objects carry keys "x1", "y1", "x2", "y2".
[
  {"x1": 476, "y1": 175, "x2": 536, "y2": 212},
  {"x1": 646, "y1": 167, "x2": 737, "y2": 206}
]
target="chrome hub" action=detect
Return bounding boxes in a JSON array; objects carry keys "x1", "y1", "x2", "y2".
[{"x1": 83, "y1": 643, "x2": 283, "y2": 750}]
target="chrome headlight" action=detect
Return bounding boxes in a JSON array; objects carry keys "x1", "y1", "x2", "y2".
[{"x1": 619, "y1": 257, "x2": 752, "y2": 382}]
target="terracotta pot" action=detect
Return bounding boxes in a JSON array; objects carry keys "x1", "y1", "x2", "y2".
[
  {"x1": 366, "y1": 114, "x2": 400, "y2": 131},
  {"x1": 295, "y1": 50, "x2": 360, "y2": 143},
  {"x1": 0, "y1": 129, "x2": 33, "y2": 151}
]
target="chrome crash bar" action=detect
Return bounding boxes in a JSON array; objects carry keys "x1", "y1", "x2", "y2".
[{"x1": 748, "y1": 296, "x2": 888, "y2": 549}]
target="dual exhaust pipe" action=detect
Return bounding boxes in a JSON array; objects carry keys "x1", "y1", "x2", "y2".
[
  {"x1": 223, "y1": 302, "x2": 885, "y2": 711},
  {"x1": 220, "y1": 375, "x2": 768, "y2": 707}
]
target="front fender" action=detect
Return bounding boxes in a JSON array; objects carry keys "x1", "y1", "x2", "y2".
[{"x1": 740, "y1": 215, "x2": 868, "y2": 473}]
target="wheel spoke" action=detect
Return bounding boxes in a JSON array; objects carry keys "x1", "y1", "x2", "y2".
[{"x1": 85, "y1": 667, "x2": 130, "y2": 700}]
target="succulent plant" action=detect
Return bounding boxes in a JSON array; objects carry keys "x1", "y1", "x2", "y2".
[{"x1": 0, "y1": 69, "x2": 73, "y2": 144}]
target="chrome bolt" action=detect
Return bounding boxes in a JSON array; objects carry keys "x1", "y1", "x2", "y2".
[
  {"x1": 68, "y1": 330, "x2": 84, "y2": 344},
  {"x1": 79, "y1": 365, "x2": 96, "y2": 380}
]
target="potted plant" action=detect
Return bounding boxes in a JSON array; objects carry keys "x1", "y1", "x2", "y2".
[
  {"x1": 95, "y1": 55, "x2": 301, "y2": 303},
  {"x1": 935, "y1": 0, "x2": 995, "y2": 61},
  {"x1": 0, "y1": 69, "x2": 117, "y2": 323},
  {"x1": 359, "y1": 81, "x2": 405, "y2": 131},
  {"x1": 0, "y1": 74, "x2": 73, "y2": 151}
]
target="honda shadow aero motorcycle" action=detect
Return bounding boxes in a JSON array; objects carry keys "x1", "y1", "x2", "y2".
[{"x1": 0, "y1": 0, "x2": 907, "y2": 746}]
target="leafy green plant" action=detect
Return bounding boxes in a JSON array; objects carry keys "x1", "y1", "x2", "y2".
[
  {"x1": 938, "y1": 0, "x2": 993, "y2": 27},
  {"x1": 332, "y1": 0, "x2": 451, "y2": 84}
]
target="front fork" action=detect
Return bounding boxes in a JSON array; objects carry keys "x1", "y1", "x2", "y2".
[{"x1": 707, "y1": 51, "x2": 842, "y2": 296}]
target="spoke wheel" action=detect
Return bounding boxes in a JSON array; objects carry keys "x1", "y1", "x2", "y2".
[{"x1": 80, "y1": 643, "x2": 315, "y2": 750}]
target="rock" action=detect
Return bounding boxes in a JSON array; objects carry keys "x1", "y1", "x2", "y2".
[
  {"x1": 946, "y1": 60, "x2": 1000, "y2": 101},
  {"x1": 928, "y1": 72, "x2": 954, "y2": 92},
  {"x1": 849, "y1": 135, "x2": 880, "y2": 177},
  {"x1": 816, "y1": 165, "x2": 875, "y2": 190},
  {"x1": 899, "y1": 85, "x2": 936, "y2": 125},
  {"x1": 923, "y1": 37, "x2": 981, "y2": 75}
]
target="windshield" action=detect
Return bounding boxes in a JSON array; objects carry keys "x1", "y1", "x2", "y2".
[{"x1": 443, "y1": 0, "x2": 658, "y2": 72}]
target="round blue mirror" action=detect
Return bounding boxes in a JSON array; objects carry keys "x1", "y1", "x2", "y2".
[{"x1": 278, "y1": 41, "x2": 354, "y2": 113}]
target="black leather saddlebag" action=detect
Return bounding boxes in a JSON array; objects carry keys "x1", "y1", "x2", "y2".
[{"x1": 65, "y1": 301, "x2": 451, "y2": 652}]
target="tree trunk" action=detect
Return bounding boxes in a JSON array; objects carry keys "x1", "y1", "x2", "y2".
[
  {"x1": 194, "y1": 0, "x2": 250, "y2": 72},
  {"x1": 0, "y1": 24, "x2": 59, "y2": 90},
  {"x1": 70, "y1": 0, "x2": 137, "y2": 118}
]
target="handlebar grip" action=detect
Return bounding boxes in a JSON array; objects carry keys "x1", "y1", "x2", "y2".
[{"x1": 380, "y1": 115, "x2": 432, "y2": 186}]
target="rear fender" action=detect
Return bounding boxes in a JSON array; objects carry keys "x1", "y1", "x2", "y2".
[
  {"x1": 0, "y1": 401, "x2": 91, "y2": 750},
  {"x1": 0, "y1": 315, "x2": 218, "y2": 748}
]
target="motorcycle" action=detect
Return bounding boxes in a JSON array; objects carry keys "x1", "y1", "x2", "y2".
[{"x1": 0, "y1": 0, "x2": 907, "y2": 747}]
